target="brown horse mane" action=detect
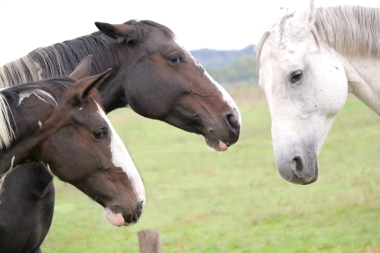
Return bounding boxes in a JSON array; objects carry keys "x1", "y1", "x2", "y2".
[
  {"x1": 0, "y1": 20, "x2": 175, "y2": 88},
  {"x1": 0, "y1": 77, "x2": 101, "y2": 149}
]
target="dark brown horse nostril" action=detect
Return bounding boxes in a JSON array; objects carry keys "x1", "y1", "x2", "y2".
[
  {"x1": 226, "y1": 113, "x2": 240, "y2": 130},
  {"x1": 130, "y1": 201, "x2": 144, "y2": 223}
]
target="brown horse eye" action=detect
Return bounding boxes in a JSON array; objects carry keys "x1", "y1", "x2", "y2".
[
  {"x1": 93, "y1": 128, "x2": 108, "y2": 139},
  {"x1": 169, "y1": 55, "x2": 181, "y2": 63}
]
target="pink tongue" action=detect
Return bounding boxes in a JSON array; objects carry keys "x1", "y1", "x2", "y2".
[
  {"x1": 219, "y1": 140, "x2": 228, "y2": 151},
  {"x1": 104, "y1": 208, "x2": 124, "y2": 227}
]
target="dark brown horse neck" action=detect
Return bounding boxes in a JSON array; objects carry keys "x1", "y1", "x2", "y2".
[{"x1": 0, "y1": 163, "x2": 55, "y2": 253}]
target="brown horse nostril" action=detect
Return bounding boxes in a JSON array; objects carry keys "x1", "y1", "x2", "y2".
[
  {"x1": 292, "y1": 156, "x2": 304, "y2": 177},
  {"x1": 226, "y1": 113, "x2": 240, "y2": 130}
]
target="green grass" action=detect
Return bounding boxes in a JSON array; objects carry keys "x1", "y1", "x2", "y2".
[{"x1": 42, "y1": 88, "x2": 380, "y2": 253}]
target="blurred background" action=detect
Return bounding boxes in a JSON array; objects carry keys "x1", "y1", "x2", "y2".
[{"x1": 0, "y1": 0, "x2": 379, "y2": 252}]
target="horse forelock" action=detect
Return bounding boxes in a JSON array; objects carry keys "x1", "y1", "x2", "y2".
[{"x1": 256, "y1": 13, "x2": 295, "y2": 69}]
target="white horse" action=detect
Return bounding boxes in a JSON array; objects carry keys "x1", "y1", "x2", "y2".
[{"x1": 256, "y1": 0, "x2": 380, "y2": 184}]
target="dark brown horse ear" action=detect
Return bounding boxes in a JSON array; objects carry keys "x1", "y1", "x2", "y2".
[
  {"x1": 95, "y1": 22, "x2": 137, "y2": 44},
  {"x1": 70, "y1": 55, "x2": 93, "y2": 80},
  {"x1": 74, "y1": 68, "x2": 112, "y2": 99}
]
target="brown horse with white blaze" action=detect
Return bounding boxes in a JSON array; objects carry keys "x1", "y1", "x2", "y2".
[
  {"x1": 0, "y1": 20, "x2": 241, "y2": 151},
  {"x1": 0, "y1": 56, "x2": 145, "y2": 229}
]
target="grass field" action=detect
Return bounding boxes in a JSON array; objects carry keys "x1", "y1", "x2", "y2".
[{"x1": 42, "y1": 87, "x2": 380, "y2": 253}]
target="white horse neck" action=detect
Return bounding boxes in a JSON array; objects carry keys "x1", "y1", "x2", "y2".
[
  {"x1": 341, "y1": 57, "x2": 380, "y2": 116},
  {"x1": 314, "y1": 6, "x2": 380, "y2": 116}
]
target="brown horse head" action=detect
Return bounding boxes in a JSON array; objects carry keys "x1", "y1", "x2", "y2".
[
  {"x1": 95, "y1": 20, "x2": 241, "y2": 151},
  {"x1": 0, "y1": 56, "x2": 145, "y2": 226},
  {"x1": 0, "y1": 20, "x2": 241, "y2": 151}
]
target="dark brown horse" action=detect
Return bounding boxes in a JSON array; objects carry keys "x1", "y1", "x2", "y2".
[
  {"x1": 0, "y1": 19, "x2": 241, "y2": 151},
  {"x1": 0, "y1": 20, "x2": 241, "y2": 251},
  {"x1": 0, "y1": 163, "x2": 54, "y2": 253},
  {"x1": 0, "y1": 56, "x2": 145, "y2": 234}
]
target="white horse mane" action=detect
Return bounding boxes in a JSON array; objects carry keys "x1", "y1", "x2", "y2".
[
  {"x1": 256, "y1": 5, "x2": 380, "y2": 65},
  {"x1": 0, "y1": 88, "x2": 57, "y2": 149},
  {"x1": 0, "y1": 94, "x2": 15, "y2": 148},
  {"x1": 315, "y1": 6, "x2": 380, "y2": 58}
]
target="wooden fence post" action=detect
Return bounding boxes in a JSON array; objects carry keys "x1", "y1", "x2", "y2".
[{"x1": 138, "y1": 229, "x2": 162, "y2": 253}]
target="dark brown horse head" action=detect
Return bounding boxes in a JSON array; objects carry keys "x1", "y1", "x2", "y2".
[
  {"x1": 95, "y1": 20, "x2": 241, "y2": 151},
  {"x1": 0, "y1": 57, "x2": 145, "y2": 226}
]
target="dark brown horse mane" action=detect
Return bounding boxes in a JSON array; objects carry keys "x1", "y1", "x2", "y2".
[
  {"x1": 0, "y1": 76, "x2": 101, "y2": 142},
  {"x1": 2, "y1": 78, "x2": 71, "y2": 106},
  {"x1": 0, "y1": 20, "x2": 175, "y2": 88}
]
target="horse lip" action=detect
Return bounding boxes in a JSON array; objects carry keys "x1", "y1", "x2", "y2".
[
  {"x1": 207, "y1": 130, "x2": 228, "y2": 151},
  {"x1": 190, "y1": 125, "x2": 229, "y2": 151}
]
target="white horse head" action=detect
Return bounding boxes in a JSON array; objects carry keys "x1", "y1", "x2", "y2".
[{"x1": 255, "y1": 1, "x2": 380, "y2": 184}]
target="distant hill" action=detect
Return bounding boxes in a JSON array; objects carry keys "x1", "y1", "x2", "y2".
[
  {"x1": 190, "y1": 45, "x2": 255, "y2": 70},
  {"x1": 190, "y1": 45, "x2": 258, "y2": 87}
]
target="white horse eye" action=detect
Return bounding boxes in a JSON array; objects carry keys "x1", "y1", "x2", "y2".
[{"x1": 291, "y1": 70, "x2": 303, "y2": 83}]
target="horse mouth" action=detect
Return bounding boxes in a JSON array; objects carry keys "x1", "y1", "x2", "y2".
[
  {"x1": 189, "y1": 125, "x2": 229, "y2": 151},
  {"x1": 103, "y1": 202, "x2": 144, "y2": 227},
  {"x1": 205, "y1": 130, "x2": 229, "y2": 151}
]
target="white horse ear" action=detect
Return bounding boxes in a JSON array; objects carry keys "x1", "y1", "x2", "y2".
[
  {"x1": 293, "y1": 0, "x2": 316, "y2": 27},
  {"x1": 309, "y1": 0, "x2": 316, "y2": 26}
]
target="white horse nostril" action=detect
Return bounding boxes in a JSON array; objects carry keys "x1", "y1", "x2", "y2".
[{"x1": 292, "y1": 156, "x2": 304, "y2": 177}]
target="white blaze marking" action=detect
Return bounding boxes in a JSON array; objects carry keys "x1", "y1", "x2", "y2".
[
  {"x1": 38, "y1": 120, "x2": 42, "y2": 128},
  {"x1": 207, "y1": 71, "x2": 242, "y2": 125},
  {"x1": 187, "y1": 50, "x2": 242, "y2": 125},
  {"x1": 95, "y1": 102, "x2": 146, "y2": 206}
]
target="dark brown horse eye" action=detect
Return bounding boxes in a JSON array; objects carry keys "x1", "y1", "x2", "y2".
[
  {"x1": 93, "y1": 128, "x2": 108, "y2": 139},
  {"x1": 169, "y1": 55, "x2": 181, "y2": 63}
]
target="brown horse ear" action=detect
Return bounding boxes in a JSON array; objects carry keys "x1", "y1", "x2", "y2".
[
  {"x1": 74, "y1": 68, "x2": 112, "y2": 99},
  {"x1": 70, "y1": 55, "x2": 93, "y2": 80},
  {"x1": 95, "y1": 22, "x2": 137, "y2": 44}
]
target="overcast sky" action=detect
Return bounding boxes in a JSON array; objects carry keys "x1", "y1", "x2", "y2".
[{"x1": 0, "y1": 0, "x2": 380, "y2": 65}]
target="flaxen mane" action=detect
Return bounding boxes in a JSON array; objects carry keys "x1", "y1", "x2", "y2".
[
  {"x1": 0, "y1": 20, "x2": 175, "y2": 88},
  {"x1": 256, "y1": 5, "x2": 380, "y2": 67}
]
